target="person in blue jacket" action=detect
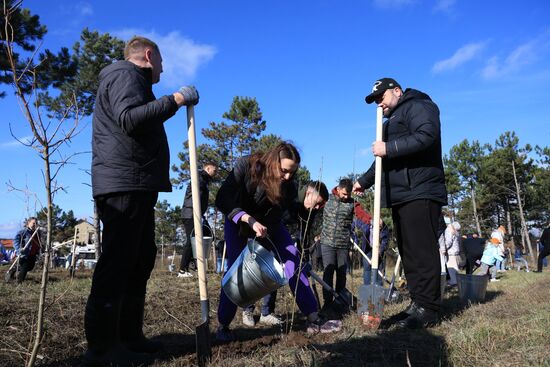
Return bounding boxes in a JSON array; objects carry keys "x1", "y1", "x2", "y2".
[
  {"x1": 353, "y1": 217, "x2": 389, "y2": 286},
  {"x1": 5, "y1": 217, "x2": 40, "y2": 283},
  {"x1": 474, "y1": 238, "x2": 505, "y2": 281}
]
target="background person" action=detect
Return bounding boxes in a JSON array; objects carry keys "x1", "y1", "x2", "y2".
[
  {"x1": 177, "y1": 162, "x2": 218, "y2": 278},
  {"x1": 535, "y1": 222, "x2": 550, "y2": 272},
  {"x1": 5, "y1": 217, "x2": 40, "y2": 283},
  {"x1": 474, "y1": 237, "x2": 504, "y2": 282},
  {"x1": 85, "y1": 36, "x2": 199, "y2": 366},
  {"x1": 462, "y1": 233, "x2": 486, "y2": 275},
  {"x1": 439, "y1": 221, "x2": 462, "y2": 287},
  {"x1": 319, "y1": 179, "x2": 367, "y2": 310}
]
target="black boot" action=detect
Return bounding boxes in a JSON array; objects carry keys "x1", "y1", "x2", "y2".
[
  {"x1": 380, "y1": 301, "x2": 419, "y2": 329},
  {"x1": 120, "y1": 295, "x2": 163, "y2": 354},
  {"x1": 83, "y1": 296, "x2": 154, "y2": 366},
  {"x1": 395, "y1": 305, "x2": 439, "y2": 329}
]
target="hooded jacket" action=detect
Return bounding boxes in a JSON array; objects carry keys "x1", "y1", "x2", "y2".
[
  {"x1": 357, "y1": 89, "x2": 447, "y2": 207},
  {"x1": 91, "y1": 60, "x2": 179, "y2": 197}
]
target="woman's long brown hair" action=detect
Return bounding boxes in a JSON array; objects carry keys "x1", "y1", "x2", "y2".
[{"x1": 249, "y1": 142, "x2": 300, "y2": 205}]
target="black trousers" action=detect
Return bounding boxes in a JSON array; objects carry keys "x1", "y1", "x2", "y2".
[
  {"x1": 321, "y1": 244, "x2": 348, "y2": 306},
  {"x1": 537, "y1": 244, "x2": 550, "y2": 272},
  {"x1": 179, "y1": 218, "x2": 195, "y2": 272},
  {"x1": 7, "y1": 255, "x2": 36, "y2": 282},
  {"x1": 392, "y1": 199, "x2": 442, "y2": 312},
  {"x1": 90, "y1": 191, "x2": 158, "y2": 299}
]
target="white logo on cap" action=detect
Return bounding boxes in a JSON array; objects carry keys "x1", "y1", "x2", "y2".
[{"x1": 372, "y1": 80, "x2": 382, "y2": 93}]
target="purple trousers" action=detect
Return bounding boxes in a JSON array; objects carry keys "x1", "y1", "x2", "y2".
[{"x1": 218, "y1": 218, "x2": 318, "y2": 326}]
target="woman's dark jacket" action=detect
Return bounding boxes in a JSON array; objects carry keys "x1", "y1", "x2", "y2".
[
  {"x1": 91, "y1": 60, "x2": 179, "y2": 198},
  {"x1": 215, "y1": 156, "x2": 297, "y2": 238},
  {"x1": 357, "y1": 88, "x2": 447, "y2": 207}
]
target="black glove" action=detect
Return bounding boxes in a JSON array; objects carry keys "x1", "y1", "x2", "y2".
[{"x1": 178, "y1": 85, "x2": 199, "y2": 106}]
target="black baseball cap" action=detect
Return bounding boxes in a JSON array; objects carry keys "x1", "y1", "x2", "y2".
[{"x1": 365, "y1": 77, "x2": 402, "y2": 104}]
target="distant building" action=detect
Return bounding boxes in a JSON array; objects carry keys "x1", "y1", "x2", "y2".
[
  {"x1": 0, "y1": 239, "x2": 14, "y2": 249},
  {"x1": 75, "y1": 220, "x2": 97, "y2": 245}
]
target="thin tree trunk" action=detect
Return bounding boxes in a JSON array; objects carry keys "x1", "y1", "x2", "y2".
[
  {"x1": 27, "y1": 150, "x2": 52, "y2": 367},
  {"x1": 512, "y1": 161, "x2": 535, "y2": 262},
  {"x1": 471, "y1": 184, "x2": 482, "y2": 236},
  {"x1": 505, "y1": 203, "x2": 514, "y2": 246}
]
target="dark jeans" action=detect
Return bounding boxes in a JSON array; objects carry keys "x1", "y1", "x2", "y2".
[
  {"x1": 179, "y1": 218, "x2": 195, "y2": 272},
  {"x1": 537, "y1": 244, "x2": 550, "y2": 272},
  {"x1": 321, "y1": 244, "x2": 348, "y2": 306},
  {"x1": 392, "y1": 199, "x2": 442, "y2": 312},
  {"x1": 244, "y1": 291, "x2": 277, "y2": 316},
  {"x1": 311, "y1": 241, "x2": 323, "y2": 272},
  {"x1": 7, "y1": 255, "x2": 36, "y2": 283},
  {"x1": 90, "y1": 191, "x2": 158, "y2": 299}
]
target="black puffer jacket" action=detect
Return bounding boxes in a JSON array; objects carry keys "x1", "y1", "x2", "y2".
[
  {"x1": 91, "y1": 61, "x2": 179, "y2": 197},
  {"x1": 181, "y1": 170, "x2": 213, "y2": 219},
  {"x1": 358, "y1": 88, "x2": 447, "y2": 207},
  {"x1": 215, "y1": 156, "x2": 297, "y2": 238}
]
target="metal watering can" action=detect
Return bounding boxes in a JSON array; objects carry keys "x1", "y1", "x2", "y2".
[{"x1": 222, "y1": 239, "x2": 287, "y2": 307}]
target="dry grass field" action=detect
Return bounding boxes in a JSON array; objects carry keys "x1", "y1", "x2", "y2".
[{"x1": 1, "y1": 258, "x2": 549, "y2": 367}]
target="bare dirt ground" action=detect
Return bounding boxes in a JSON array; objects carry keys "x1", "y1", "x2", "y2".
[{"x1": 1, "y1": 258, "x2": 549, "y2": 366}]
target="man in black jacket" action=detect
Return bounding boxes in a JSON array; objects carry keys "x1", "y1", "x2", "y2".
[
  {"x1": 353, "y1": 78, "x2": 447, "y2": 329},
  {"x1": 85, "y1": 36, "x2": 199, "y2": 366},
  {"x1": 177, "y1": 162, "x2": 217, "y2": 278}
]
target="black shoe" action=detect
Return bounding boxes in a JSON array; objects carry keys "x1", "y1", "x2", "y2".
[
  {"x1": 533, "y1": 270, "x2": 542, "y2": 273},
  {"x1": 84, "y1": 296, "x2": 154, "y2": 366},
  {"x1": 82, "y1": 345, "x2": 154, "y2": 367},
  {"x1": 380, "y1": 301, "x2": 418, "y2": 329},
  {"x1": 395, "y1": 305, "x2": 439, "y2": 329},
  {"x1": 120, "y1": 295, "x2": 164, "y2": 354}
]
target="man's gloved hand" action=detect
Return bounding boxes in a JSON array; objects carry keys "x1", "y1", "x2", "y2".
[{"x1": 178, "y1": 85, "x2": 199, "y2": 106}]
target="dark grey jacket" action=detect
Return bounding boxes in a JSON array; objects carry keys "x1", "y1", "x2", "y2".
[
  {"x1": 91, "y1": 60, "x2": 179, "y2": 197},
  {"x1": 181, "y1": 170, "x2": 213, "y2": 219},
  {"x1": 358, "y1": 88, "x2": 447, "y2": 207},
  {"x1": 320, "y1": 188, "x2": 354, "y2": 249}
]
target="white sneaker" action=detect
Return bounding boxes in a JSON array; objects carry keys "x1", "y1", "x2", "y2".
[
  {"x1": 242, "y1": 311, "x2": 255, "y2": 327},
  {"x1": 490, "y1": 278, "x2": 500, "y2": 282},
  {"x1": 177, "y1": 271, "x2": 193, "y2": 278},
  {"x1": 259, "y1": 313, "x2": 282, "y2": 325}
]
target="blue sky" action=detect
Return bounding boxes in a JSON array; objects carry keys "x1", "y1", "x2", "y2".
[{"x1": 1, "y1": 0, "x2": 549, "y2": 238}]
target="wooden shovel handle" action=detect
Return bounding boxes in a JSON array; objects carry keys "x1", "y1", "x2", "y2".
[
  {"x1": 187, "y1": 105, "x2": 209, "y2": 303},
  {"x1": 371, "y1": 107, "x2": 383, "y2": 270}
]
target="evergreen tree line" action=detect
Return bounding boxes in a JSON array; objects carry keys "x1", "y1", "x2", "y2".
[
  {"x1": 3, "y1": 1, "x2": 548, "y2": 253},
  {"x1": 444, "y1": 132, "x2": 550, "y2": 253}
]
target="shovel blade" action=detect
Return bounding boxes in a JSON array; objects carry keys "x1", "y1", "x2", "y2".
[
  {"x1": 196, "y1": 320, "x2": 211, "y2": 367},
  {"x1": 357, "y1": 284, "x2": 386, "y2": 329}
]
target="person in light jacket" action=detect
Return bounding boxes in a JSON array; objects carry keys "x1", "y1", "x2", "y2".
[{"x1": 439, "y1": 221, "x2": 461, "y2": 287}]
